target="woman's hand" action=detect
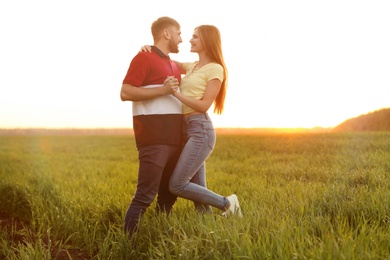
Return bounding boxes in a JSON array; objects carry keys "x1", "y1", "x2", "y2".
[
  {"x1": 162, "y1": 76, "x2": 179, "y2": 94},
  {"x1": 139, "y1": 45, "x2": 152, "y2": 53}
]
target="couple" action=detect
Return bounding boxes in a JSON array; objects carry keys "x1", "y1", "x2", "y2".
[{"x1": 120, "y1": 16, "x2": 242, "y2": 237}]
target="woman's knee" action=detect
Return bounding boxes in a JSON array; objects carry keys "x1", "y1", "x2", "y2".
[{"x1": 169, "y1": 180, "x2": 183, "y2": 196}]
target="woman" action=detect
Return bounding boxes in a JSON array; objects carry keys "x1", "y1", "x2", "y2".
[
  {"x1": 142, "y1": 25, "x2": 242, "y2": 217},
  {"x1": 161, "y1": 25, "x2": 242, "y2": 217}
]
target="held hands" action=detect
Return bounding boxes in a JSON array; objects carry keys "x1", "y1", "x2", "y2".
[{"x1": 162, "y1": 76, "x2": 179, "y2": 94}]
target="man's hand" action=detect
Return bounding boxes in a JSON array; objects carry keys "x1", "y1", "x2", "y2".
[{"x1": 162, "y1": 76, "x2": 179, "y2": 94}]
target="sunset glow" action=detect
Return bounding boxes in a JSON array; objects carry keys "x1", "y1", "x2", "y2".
[{"x1": 1, "y1": 1, "x2": 389, "y2": 129}]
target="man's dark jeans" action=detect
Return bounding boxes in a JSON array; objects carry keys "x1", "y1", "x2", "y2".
[{"x1": 124, "y1": 144, "x2": 181, "y2": 236}]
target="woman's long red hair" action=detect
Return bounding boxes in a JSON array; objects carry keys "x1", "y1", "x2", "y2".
[{"x1": 196, "y1": 25, "x2": 228, "y2": 114}]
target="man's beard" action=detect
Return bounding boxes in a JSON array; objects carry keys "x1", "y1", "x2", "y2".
[{"x1": 168, "y1": 39, "x2": 179, "y2": 53}]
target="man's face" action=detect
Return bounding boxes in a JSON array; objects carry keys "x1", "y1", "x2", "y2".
[{"x1": 168, "y1": 27, "x2": 182, "y2": 53}]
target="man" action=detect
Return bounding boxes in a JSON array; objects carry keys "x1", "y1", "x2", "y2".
[{"x1": 120, "y1": 16, "x2": 183, "y2": 236}]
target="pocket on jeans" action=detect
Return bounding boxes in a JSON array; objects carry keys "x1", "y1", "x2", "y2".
[{"x1": 187, "y1": 121, "x2": 205, "y2": 140}]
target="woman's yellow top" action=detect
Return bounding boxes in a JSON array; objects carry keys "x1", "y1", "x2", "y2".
[{"x1": 180, "y1": 62, "x2": 224, "y2": 114}]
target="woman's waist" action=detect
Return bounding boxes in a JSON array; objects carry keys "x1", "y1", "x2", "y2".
[
  {"x1": 183, "y1": 111, "x2": 205, "y2": 119},
  {"x1": 183, "y1": 112, "x2": 214, "y2": 129}
]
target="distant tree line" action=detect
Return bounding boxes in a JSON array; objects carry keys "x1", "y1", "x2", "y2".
[{"x1": 334, "y1": 108, "x2": 390, "y2": 131}]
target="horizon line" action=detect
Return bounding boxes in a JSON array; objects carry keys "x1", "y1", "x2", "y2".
[{"x1": 0, "y1": 127, "x2": 334, "y2": 136}]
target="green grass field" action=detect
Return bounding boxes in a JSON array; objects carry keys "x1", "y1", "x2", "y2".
[{"x1": 1, "y1": 132, "x2": 389, "y2": 259}]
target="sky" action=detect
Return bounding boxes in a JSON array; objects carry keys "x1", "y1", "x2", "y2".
[{"x1": 1, "y1": 0, "x2": 389, "y2": 129}]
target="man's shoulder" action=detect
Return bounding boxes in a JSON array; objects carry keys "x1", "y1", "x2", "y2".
[
  {"x1": 133, "y1": 51, "x2": 154, "y2": 60},
  {"x1": 133, "y1": 50, "x2": 163, "y2": 63}
]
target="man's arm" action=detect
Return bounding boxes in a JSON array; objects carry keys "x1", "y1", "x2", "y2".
[{"x1": 120, "y1": 77, "x2": 179, "y2": 101}]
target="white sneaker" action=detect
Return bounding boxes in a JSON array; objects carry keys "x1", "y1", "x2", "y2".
[{"x1": 222, "y1": 194, "x2": 243, "y2": 218}]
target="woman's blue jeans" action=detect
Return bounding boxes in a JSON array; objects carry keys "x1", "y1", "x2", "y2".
[{"x1": 169, "y1": 113, "x2": 228, "y2": 212}]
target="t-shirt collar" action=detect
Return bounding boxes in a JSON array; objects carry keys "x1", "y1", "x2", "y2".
[{"x1": 151, "y1": 46, "x2": 169, "y2": 59}]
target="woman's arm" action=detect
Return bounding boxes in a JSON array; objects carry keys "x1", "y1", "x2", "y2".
[
  {"x1": 173, "y1": 79, "x2": 221, "y2": 113},
  {"x1": 173, "y1": 61, "x2": 185, "y2": 74}
]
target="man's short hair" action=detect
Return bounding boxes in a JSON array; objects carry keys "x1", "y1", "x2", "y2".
[{"x1": 151, "y1": 17, "x2": 180, "y2": 42}]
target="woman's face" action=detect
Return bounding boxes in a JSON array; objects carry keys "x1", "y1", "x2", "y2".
[{"x1": 189, "y1": 29, "x2": 203, "y2": 53}]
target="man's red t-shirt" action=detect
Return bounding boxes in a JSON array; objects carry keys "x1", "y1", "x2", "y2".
[
  {"x1": 122, "y1": 46, "x2": 183, "y2": 148},
  {"x1": 123, "y1": 47, "x2": 181, "y2": 86}
]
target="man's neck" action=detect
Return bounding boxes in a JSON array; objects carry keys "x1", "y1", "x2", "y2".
[{"x1": 154, "y1": 43, "x2": 169, "y2": 56}]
